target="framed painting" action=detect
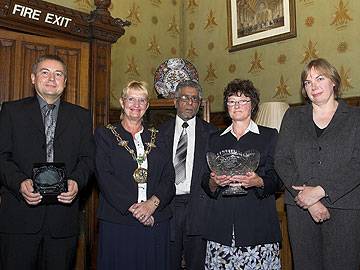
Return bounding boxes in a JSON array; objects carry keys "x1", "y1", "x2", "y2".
[{"x1": 227, "y1": 0, "x2": 296, "y2": 51}]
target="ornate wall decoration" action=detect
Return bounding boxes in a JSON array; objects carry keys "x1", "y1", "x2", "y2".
[
  {"x1": 125, "y1": 56, "x2": 140, "y2": 77},
  {"x1": 330, "y1": 0, "x2": 352, "y2": 30},
  {"x1": 167, "y1": 15, "x2": 180, "y2": 37},
  {"x1": 204, "y1": 9, "x2": 218, "y2": 31},
  {"x1": 152, "y1": 16, "x2": 158, "y2": 24},
  {"x1": 339, "y1": 65, "x2": 353, "y2": 91},
  {"x1": 204, "y1": 62, "x2": 217, "y2": 83},
  {"x1": 273, "y1": 75, "x2": 291, "y2": 99},
  {"x1": 74, "y1": 0, "x2": 94, "y2": 10},
  {"x1": 129, "y1": 36, "x2": 137, "y2": 45},
  {"x1": 228, "y1": 64, "x2": 236, "y2": 73},
  {"x1": 300, "y1": 0, "x2": 315, "y2": 6},
  {"x1": 187, "y1": 0, "x2": 199, "y2": 13},
  {"x1": 301, "y1": 40, "x2": 319, "y2": 64},
  {"x1": 277, "y1": 54, "x2": 287, "y2": 64},
  {"x1": 187, "y1": 42, "x2": 199, "y2": 59},
  {"x1": 337, "y1": 41, "x2": 348, "y2": 53},
  {"x1": 248, "y1": 51, "x2": 264, "y2": 74},
  {"x1": 151, "y1": 0, "x2": 161, "y2": 7},
  {"x1": 189, "y1": 22, "x2": 195, "y2": 30},
  {"x1": 208, "y1": 42, "x2": 214, "y2": 50},
  {"x1": 147, "y1": 35, "x2": 162, "y2": 56},
  {"x1": 126, "y1": 3, "x2": 141, "y2": 26},
  {"x1": 305, "y1": 16, "x2": 314, "y2": 27}
]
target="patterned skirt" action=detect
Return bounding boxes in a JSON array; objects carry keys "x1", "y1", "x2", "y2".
[{"x1": 205, "y1": 237, "x2": 281, "y2": 270}]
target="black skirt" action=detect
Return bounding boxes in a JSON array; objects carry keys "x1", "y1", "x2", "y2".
[{"x1": 97, "y1": 219, "x2": 170, "y2": 270}]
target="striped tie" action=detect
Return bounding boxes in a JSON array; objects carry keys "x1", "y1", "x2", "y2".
[
  {"x1": 43, "y1": 104, "x2": 56, "y2": 162},
  {"x1": 174, "y1": 122, "x2": 188, "y2": 185}
]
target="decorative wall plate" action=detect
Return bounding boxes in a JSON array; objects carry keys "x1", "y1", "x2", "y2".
[{"x1": 154, "y1": 58, "x2": 199, "y2": 98}]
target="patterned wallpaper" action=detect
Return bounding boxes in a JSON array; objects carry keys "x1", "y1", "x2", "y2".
[{"x1": 47, "y1": 0, "x2": 360, "y2": 112}]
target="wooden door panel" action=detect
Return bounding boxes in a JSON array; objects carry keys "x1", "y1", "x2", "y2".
[{"x1": 0, "y1": 38, "x2": 16, "y2": 101}]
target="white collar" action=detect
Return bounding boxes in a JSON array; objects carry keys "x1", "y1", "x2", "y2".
[
  {"x1": 220, "y1": 120, "x2": 259, "y2": 136},
  {"x1": 175, "y1": 115, "x2": 196, "y2": 129}
]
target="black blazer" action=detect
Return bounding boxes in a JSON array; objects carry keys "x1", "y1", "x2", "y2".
[
  {"x1": 201, "y1": 126, "x2": 281, "y2": 247},
  {"x1": 95, "y1": 124, "x2": 175, "y2": 225},
  {"x1": 0, "y1": 96, "x2": 94, "y2": 237},
  {"x1": 158, "y1": 117, "x2": 217, "y2": 235}
]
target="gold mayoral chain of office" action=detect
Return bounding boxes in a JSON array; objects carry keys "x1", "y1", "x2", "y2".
[{"x1": 106, "y1": 124, "x2": 158, "y2": 184}]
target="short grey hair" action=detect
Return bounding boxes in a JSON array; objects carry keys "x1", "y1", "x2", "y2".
[{"x1": 174, "y1": 80, "x2": 203, "y2": 98}]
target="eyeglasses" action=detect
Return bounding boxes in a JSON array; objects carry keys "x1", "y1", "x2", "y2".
[
  {"x1": 177, "y1": 95, "x2": 201, "y2": 103},
  {"x1": 123, "y1": 96, "x2": 148, "y2": 106},
  {"x1": 226, "y1": 99, "x2": 251, "y2": 107}
]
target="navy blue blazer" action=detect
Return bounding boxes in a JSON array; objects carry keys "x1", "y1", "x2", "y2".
[
  {"x1": 158, "y1": 116, "x2": 217, "y2": 236},
  {"x1": 0, "y1": 96, "x2": 94, "y2": 237},
  {"x1": 95, "y1": 124, "x2": 175, "y2": 225}
]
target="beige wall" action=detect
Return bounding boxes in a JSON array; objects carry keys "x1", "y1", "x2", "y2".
[{"x1": 48, "y1": 0, "x2": 360, "y2": 112}]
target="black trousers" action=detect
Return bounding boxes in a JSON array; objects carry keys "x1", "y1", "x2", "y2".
[
  {"x1": 170, "y1": 195, "x2": 206, "y2": 270},
  {"x1": 0, "y1": 225, "x2": 77, "y2": 270},
  {"x1": 287, "y1": 204, "x2": 360, "y2": 270}
]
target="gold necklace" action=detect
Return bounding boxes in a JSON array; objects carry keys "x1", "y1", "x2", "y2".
[{"x1": 106, "y1": 124, "x2": 158, "y2": 183}]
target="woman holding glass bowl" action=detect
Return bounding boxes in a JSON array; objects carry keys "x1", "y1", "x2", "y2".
[{"x1": 201, "y1": 79, "x2": 282, "y2": 270}]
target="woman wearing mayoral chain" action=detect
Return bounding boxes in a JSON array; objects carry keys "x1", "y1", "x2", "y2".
[
  {"x1": 201, "y1": 79, "x2": 282, "y2": 269},
  {"x1": 95, "y1": 81, "x2": 175, "y2": 270}
]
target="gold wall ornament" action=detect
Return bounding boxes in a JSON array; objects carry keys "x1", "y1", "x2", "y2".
[
  {"x1": 331, "y1": 0, "x2": 352, "y2": 30},
  {"x1": 228, "y1": 64, "x2": 236, "y2": 73},
  {"x1": 204, "y1": 9, "x2": 218, "y2": 30},
  {"x1": 277, "y1": 54, "x2": 287, "y2": 64},
  {"x1": 187, "y1": 0, "x2": 199, "y2": 13},
  {"x1": 305, "y1": 16, "x2": 315, "y2": 27},
  {"x1": 248, "y1": 51, "x2": 264, "y2": 74},
  {"x1": 74, "y1": 0, "x2": 94, "y2": 10},
  {"x1": 339, "y1": 65, "x2": 353, "y2": 91},
  {"x1": 189, "y1": 22, "x2": 195, "y2": 30},
  {"x1": 125, "y1": 56, "x2": 140, "y2": 77},
  {"x1": 147, "y1": 35, "x2": 162, "y2": 56},
  {"x1": 204, "y1": 62, "x2": 217, "y2": 83},
  {"x1": 273, "y1": 75, "x2": 291, "y2": 99},
  {"x1": 208, "y1": 42, "x2": 214, "y2": 50},
  {"x1": 187, "y1": 42, "x2": 199, "y2": 59},
  {"x1": 129, "y1": 36, "x2": 137, "y2": 45},
  {"x1": 151, "y1": 0, "x2": 162, "y2": 7},
  {"x1": 337, "y1": 41, "x2": 348, "y2": 53},
  {"x1": 300, "y1": 0, "x2": 315, "y2": 6},
  {"x1": 167, "y1": 15, "x2": 180, "y2": 37},
  {"x1": 126, "y1": 3, "x2": 142, "y2": 26},
  {"x1": 301, "y1": 40, "x2": 319, "y2": 64}
]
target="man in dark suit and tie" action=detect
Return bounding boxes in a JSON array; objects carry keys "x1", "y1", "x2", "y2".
[
  {"x1": 0, "y1": 55, "x2": 94, "y2": 270},
  {"x1": 159, "y1": 80, "x2": 217, "y2": 270}
]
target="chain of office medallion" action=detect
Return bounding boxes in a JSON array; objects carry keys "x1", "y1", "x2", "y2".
[{"x1": 106, "y1": 124, "x2": 157, "y2": 164}]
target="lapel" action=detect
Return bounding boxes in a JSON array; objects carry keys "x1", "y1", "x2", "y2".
[
  {"x1": 299, "y1": 103, "x2": 318, "y2": 140},
  {"x1": 163, "y1": 118, "x2": 176, "y2": 157},
  {"x1": 26, "y1": 96, "x2": 45, "y2": 136},
  {"x1": 190, "y1": 118, "x2": 207, "y2": 186},
  {"x1": 321, "y1": 99, "x2": 349, "y2": 137},
  {"x1": 54, "y1": 101, "x2": 71, "y2": 140}
]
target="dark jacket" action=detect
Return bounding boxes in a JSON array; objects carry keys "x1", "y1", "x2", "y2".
[
  {"x1": 201, "y1": 126, "x2": 281, "y2": 247},
  {"x1": 275, "y1": 100, "x2": 360, "y2": 209},
  {"x1": 0, "y1": 96, "x2": 94, "y2": 237},
  {"x1": 158, "y1": 116, "x2": 217, "y2": 236},
  {"x1": 95, "y1": 124, "x2": 175, "y2": 224}
]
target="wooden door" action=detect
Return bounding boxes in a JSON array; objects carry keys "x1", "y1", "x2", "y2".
[{"x1": 0, "y1": 28, "x2": 90, "y2": 270}]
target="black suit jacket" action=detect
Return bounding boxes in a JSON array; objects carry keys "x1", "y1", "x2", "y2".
[
  {"x1": 0, "y1": 96, "x2": 94, "y2": 237},
  {"x1": 158, "y1": 116, "x2": 217, "y2": 235}
]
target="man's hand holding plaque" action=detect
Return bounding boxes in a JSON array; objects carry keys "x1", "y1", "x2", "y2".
[{"x1": 206, "y1": 149, "x2": 260, "y2": 196}]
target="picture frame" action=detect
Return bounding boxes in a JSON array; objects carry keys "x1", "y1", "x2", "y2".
[{"x1": 227, "y1": 0, "x2": 296, "y2": 52}]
